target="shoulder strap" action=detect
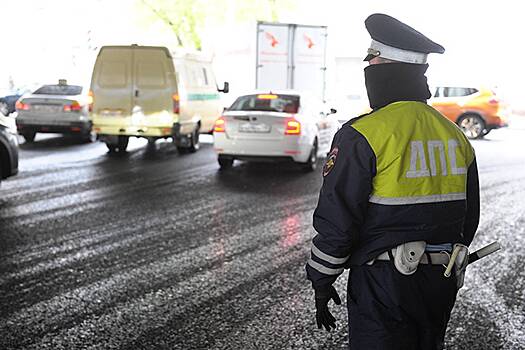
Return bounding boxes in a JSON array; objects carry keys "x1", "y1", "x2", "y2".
[{"x1": 345, "y1": 111, "x2": 374, "y2": 127}]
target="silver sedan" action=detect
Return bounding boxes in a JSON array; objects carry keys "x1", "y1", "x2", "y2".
[{"x1": 15, "y1": 80, "x2": 93, "y2": 142}]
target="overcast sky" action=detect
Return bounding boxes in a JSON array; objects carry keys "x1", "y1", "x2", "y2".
[{"x1": 1, "y1": 0, "x2": 522, "y2": 102}]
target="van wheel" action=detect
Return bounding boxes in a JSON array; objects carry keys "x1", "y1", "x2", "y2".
[
  {"x1": 301, "y1": 140, "x2": 318, "y2": 172},
  {"x1": 188, "y1": 126, "x2": 200, "y2": 153},
  {"x1": 117, "y1": 136, "x2": 129, "y2": 152},
  {"x1": 458, "y1": 114, "x2": 486, "y2": 139},
  {"x1": 106, "y1": 143, "x2": 117, "y2": 153},
  {"x1": 22, "y1": 131, "x2": 36, "y2": 143},
  {"x1": 218, "y1": 155, "x2": 233, "y2": 169}
]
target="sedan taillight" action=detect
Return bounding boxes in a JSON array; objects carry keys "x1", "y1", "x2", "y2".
[
  {"x1": 63, "y1": 101, "x2": 82, "y2": 112},
  {"x1": 15, "y1": 100, "x2": 30, "y2": 111},
  {"x1": 284, "y1": 117, "x2": 301, "y2": 135},
  {"x1": 214, "y1": 117, "x2": 226, "y2": 133}
]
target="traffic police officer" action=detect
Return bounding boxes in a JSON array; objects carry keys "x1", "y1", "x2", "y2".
[{"x1": 306, "y1": 13, "x2": 480, "y2": 349}]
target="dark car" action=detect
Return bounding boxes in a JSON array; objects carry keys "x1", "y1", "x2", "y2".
[
  {"x1": 0, "y1": 88, "x2": 30, "y2": 116},
  {"x1": 0, "y1": 114, "x2": 19, "y2": 184}
]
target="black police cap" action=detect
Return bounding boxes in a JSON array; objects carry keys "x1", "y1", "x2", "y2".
[{"x1": 364, "y1": 13, "x2": 444, "y2": 63}]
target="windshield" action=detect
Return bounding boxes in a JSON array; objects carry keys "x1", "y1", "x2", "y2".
[
  {"x1": 33, "y1": 85, "x2": 83, "y2": 96},
  {"x1": 228, "y1": 94, "x2": 300, "y2": 113}
]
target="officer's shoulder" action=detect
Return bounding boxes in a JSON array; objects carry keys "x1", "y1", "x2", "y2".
[
  {"x1": 339, "y1": 109, "x2": 384, "y2": 135},
  {"x1": 334, "y1": 112, "x2": 376, "y2": 143},
  {"x1": 343, "y1": 111, "x2": 374, "y2": 128}
]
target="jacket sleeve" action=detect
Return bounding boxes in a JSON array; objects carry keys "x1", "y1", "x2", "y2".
[
  {"x1": 461, "y1": 157, "x2": 480, "y2": 246},
  {"x1": 306, "y1": 126, "x2": 376, "y2": 289}
]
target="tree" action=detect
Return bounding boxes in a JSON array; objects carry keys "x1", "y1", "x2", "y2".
[{"x1": 138, "y1": 0, "x2": 297, "y2": 50}]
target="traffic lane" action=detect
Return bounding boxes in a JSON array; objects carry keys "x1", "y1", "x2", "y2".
[
  {"x1": 446, "y1": 128, "x2": 525, "y2": 350},
  {"x1": 0, "y1": 128, "x2": 524, "y2": 349},
  {"x1": 0, "y1": 136, "x2": 325, "y2": 349},
  {"x1": 115, "y1": 130, "x2": 525, "y2": 349}
]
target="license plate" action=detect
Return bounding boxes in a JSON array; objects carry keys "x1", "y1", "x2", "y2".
[
  {"x1": 33, "y1": 104, "x2": 61, "y2": 113},
  {"x1": 238, "y1": 122, "x2": 271, "y2": 133}
]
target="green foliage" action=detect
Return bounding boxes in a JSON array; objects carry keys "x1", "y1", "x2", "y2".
[{"x1": 138, "y1": 0, "x2": 297, "y2": 50}]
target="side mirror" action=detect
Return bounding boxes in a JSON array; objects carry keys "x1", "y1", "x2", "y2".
[
  {"x1": 329, "y1": 108, "x2": 337, "y2": 115},
  {"x1": 218, "y1": 81, "x2": 229, "y2": 93}
]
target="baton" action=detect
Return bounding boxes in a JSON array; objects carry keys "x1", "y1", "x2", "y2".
[
  {"x1": 468, "y1": 241, "x2": 501, "y2": 265},
  {"x1": 444, "y1": 241, "x2": 501, "y2": 277}
]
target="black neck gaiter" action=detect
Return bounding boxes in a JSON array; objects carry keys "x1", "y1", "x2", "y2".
[{"x1": 364, "y1": 63, "x2": 431, "y2": 111}]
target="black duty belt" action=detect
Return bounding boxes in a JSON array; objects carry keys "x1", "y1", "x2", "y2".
[{"x1": 375, "y1": 250, "x2": 450, "y2": 265}]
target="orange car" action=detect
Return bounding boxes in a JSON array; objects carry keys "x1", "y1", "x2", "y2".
[{"x1": 430, "y1": 86, "x2": 508, "y2": 139}]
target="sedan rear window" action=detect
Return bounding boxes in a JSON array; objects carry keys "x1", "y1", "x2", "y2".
[
  {"x1": 33, "y1": 85, "x2": 83, "y2": 96},
  {"x1": 228, "y1": 94, "x2": 300, "y2": 113}
]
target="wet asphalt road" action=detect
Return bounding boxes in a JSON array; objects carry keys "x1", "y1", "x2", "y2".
[{"x1": 1, "y1": 125, "x2": 525, "y2": 350}]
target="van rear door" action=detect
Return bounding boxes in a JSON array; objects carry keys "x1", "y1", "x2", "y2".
[
  {"x1": 133, "y1": 47, "x2": 174, "y2": 117},
  {"x1": 91, "y1": 47, "x2": 133, "y2": 118}
]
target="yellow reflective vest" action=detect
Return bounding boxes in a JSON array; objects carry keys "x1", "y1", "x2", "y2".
[
  {"x1": 307, "y1": 100, "x2": 479, "y2": 280},
  {"x1": 352, "y1": 101, "x2": 475, "y2": 205}
]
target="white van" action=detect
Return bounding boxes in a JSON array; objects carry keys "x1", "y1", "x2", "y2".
[{"x1": 90, "y1": 45, "x2": 228, "y2": 153}]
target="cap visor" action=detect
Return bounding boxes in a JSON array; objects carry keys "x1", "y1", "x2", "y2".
[{"x1": 363, "y1": 53, "x2": 376, "y2": 62}]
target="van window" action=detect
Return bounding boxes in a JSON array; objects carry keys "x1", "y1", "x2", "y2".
[
  {"x1": 136, "y1": 62, "x2": 166, "y2": 88},
  {"x1": 189, "y1": 66, "x2": 205, "y2": 87},
  {"x1": 228, "y1": 94, "x2": 300, "y2": 113},
  {"x1": 99, "y1": 62, "x2": 127, "y2": 88}
]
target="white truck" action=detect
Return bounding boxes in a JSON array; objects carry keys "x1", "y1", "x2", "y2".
[{"x1": 255, "y1": 22, "x2": 327, "y2": 101}]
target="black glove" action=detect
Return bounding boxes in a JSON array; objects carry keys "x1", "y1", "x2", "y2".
[{"x1": 314, "y1": 285, "x2": 341, "y2": 331}]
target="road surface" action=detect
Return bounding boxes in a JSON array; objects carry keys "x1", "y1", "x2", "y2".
[{"x1": 1, "y1": 125, "x2": 524, "y2": 349}]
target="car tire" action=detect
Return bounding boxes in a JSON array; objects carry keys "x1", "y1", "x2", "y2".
[
  {"x1": 22, "y1": 131, "x2": 36, "y2": 143},
  {"x1": 83, "y1": 130, "x2": 97, "y2": 143},
  {"x1": 0, "y1": 101, "x2": 8, "y2": 116},
  {"x1": 458, "y1": 114, "x2": 486, "y2": 139},
  {"x1": 218, "y1": 155, "x2": 233, "y2": 169},
  {"x1": 302, "y1": 140, "x2": 318, "y2": 172}
]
